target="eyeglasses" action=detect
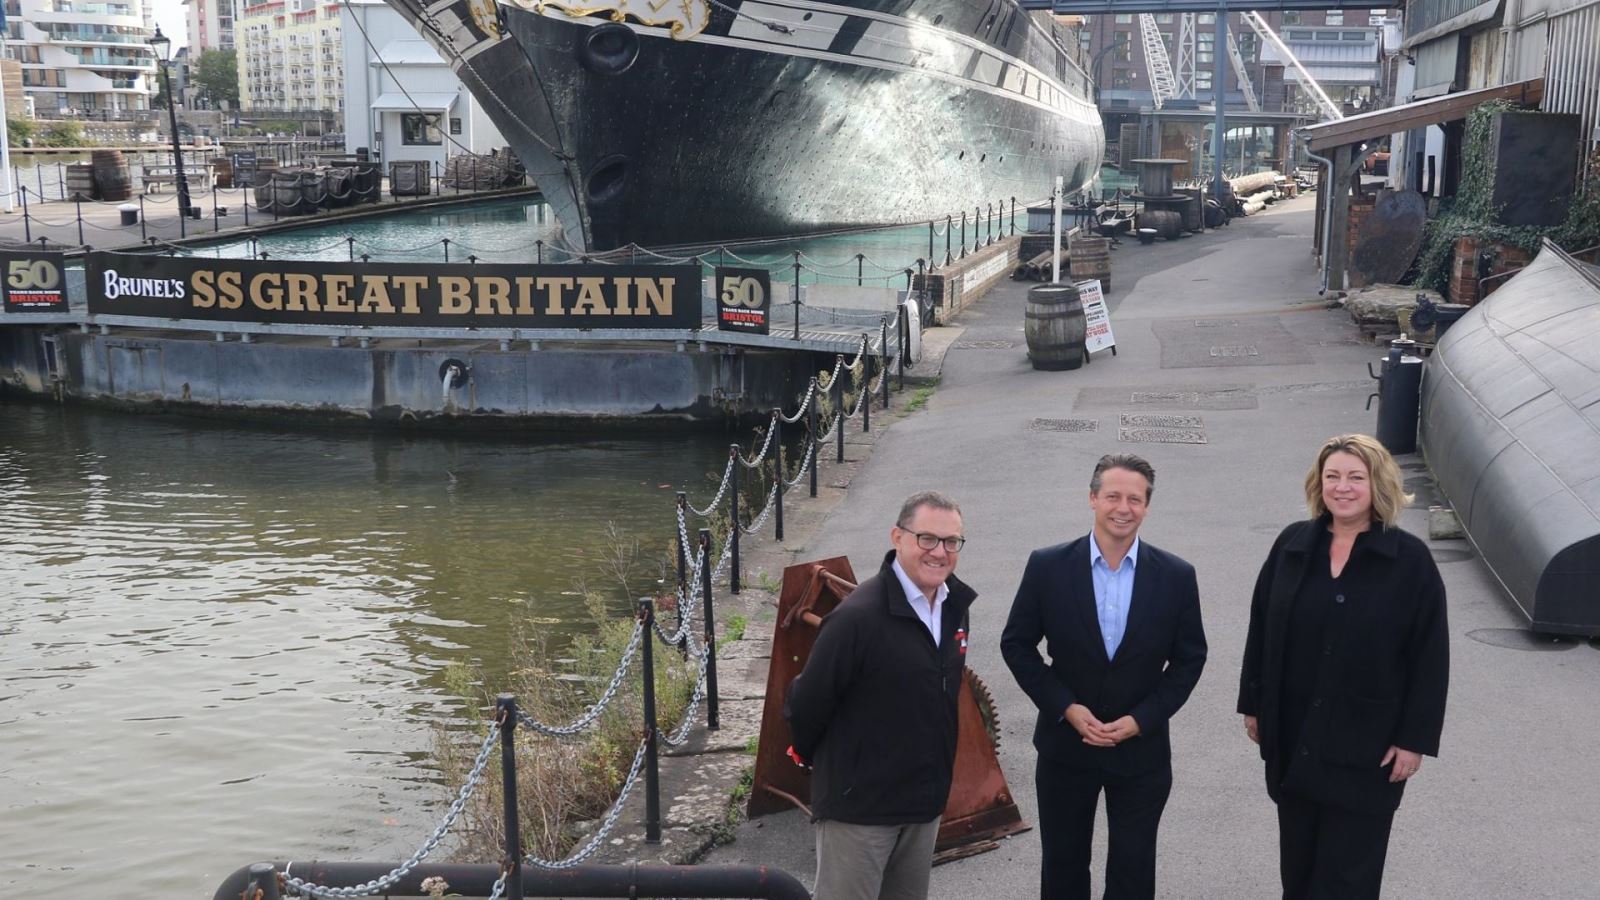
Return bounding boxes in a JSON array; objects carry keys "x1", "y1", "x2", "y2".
[{"x1": 907, "y1": 531, "x2": 966, "y2": 552}]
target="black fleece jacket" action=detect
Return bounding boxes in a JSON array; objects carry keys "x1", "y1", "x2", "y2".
[{"x1": 783, "y1": 550, "x2": 978, "y2": 825}]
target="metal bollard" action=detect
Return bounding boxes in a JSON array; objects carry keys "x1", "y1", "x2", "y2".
[
  {"x1": 792, "y1": 251, "x2": 802, "y2": 341},
  {"x1": 443, "y1": 237, "x2": 451, "y2": 263},
  {"x1": 1367, "y1": 336, "x2": 1423, "y2": 454},
  {"x1": 496, "y1": 695, "x2": 525, "y2": 900},
  {"x1": 807, "y1": 376, "x2": 819, "y2": 498},
  {"x1": 246, "y1": 863, "x2": 281, "y2": 900},
  {"x1": 20, "y1": 187, "x2": 30, "y2": 244},
  {"x1": 772, "y1": 410, "x2": 785, "y2": 542},
  {"x1": 638, "y1": 599, "x2": 662, "y2": 843},
  {"x1": 698, "y1": 530, "x2": 720, "y2": 731},
  {"x1": 861, "y1": 336, "x2": 871, "y2": 433},
  {"x1": 76, "y1": 200, "x2": 84, "y2": 247},
  {"x1": 728, "y1": 444, "x2": 741, "y2": 594},
  {"x1": 833, "y1": 354, "x2": 846, "y2": 464},
  {"x1": 880, "y1": 317, "x2": 891, "y2": 410}
]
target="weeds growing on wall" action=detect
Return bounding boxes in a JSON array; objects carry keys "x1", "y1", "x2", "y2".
[{"x1": 1411, "y1": 101, "x2": 1600, "y2": 292}]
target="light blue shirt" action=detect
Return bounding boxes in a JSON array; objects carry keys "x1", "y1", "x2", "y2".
[
  {"x1": 892, "y1": 558, "x2": 947, "y2": 646},
  {"x1": 1089, "y1": 532, "x2": 1140, "y2": 659}
]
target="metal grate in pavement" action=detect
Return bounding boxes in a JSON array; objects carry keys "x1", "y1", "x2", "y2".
[{"x1": 1030, "y1": 418, "x2": 1099, "y2": 433}]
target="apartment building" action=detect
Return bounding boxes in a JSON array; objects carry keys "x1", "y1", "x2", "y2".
[
  {"x1": 2, "y1": 0, "x2": 158, "y2": 114},
  {"x1": 235, "y1": 0, "x2": 342, "y2": 111},
  {"x1": 184, "y1": 0, "x2": 235, "y2": 53}
]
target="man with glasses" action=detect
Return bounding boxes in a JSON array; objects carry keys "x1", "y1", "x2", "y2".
[
  {"x1": 1001, "y1": 454, "x2": 1207, "y2": 900},
  {"x1": 784, "y1": 490, "x2": 976, "y2": 900}
]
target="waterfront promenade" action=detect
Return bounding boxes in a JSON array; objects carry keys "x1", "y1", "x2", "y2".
[{"x1": 702, "y1": 196, "x2": 1600, "y2": 897}]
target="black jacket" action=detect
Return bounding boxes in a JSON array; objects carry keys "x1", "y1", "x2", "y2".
[
  {"x1": 1237, "y1": 517, "x2": 1450, "y2": 814},
  {"x1": 1001, "y1": 536, "x2": 1207, "y2": 775},
  {"x1": 783, "y1": 551, "x2": 977, "y2": 825}
]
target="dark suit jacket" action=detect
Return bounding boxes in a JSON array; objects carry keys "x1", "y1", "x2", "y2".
[
  {"x1": 1237, "y1": 517, "x2": 1449, "y2": 813},
  {"x1": 1002, "y1": 535, "x2": 1208, "y2": 775}
]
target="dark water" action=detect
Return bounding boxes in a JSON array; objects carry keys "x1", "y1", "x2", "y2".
[{"x1": 0, "y1": 400, "x2": 732, "y2": 897}]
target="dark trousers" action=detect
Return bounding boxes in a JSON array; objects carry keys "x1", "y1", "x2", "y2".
[
  {"x1": 1036, "y1": 755, "x2": 1172, "y2": 900},
  {"x1": 1276, "y1": 793, "x2": 1396, "y2": 900}
]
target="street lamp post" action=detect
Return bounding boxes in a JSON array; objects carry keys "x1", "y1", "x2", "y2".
[{"x1": 147, "y1": 26, "x2": 192, "y2": 220}]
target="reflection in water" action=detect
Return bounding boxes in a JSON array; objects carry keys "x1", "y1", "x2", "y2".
[{"x1": 0, "y1": 401, "x2": 730, "y2": 897}]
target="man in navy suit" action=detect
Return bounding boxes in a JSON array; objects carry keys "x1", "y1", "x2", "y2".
[{"x1": 1001, "y1": 454, "x2": 1207, "y2": 900}]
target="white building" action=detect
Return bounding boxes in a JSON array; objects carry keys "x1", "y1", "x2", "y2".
[
  {"x1": 3, "y1": 0, "x2": 158, "y2": 114},
  {"x1": 236, "y1": 0, "x2": 341, "y2": 111},
  {"x1": 184, "y1": 0, "x2": 234, "y2": 53},
  {"x1": 340, "y1": 0, "x2": 506, "y2": 167}
]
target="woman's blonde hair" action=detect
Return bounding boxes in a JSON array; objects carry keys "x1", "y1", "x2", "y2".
[{"x1": 1303, "y1": 434, "x2": 1413, "y2": 527}]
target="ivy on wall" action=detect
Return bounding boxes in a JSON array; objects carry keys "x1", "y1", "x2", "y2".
[{"x1": 1411, "y1": 101, "x2": 1600, "y2": 292}]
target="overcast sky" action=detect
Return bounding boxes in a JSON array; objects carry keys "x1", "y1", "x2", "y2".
[{"x1": 152, "y1": 0, "x2": 190, "y2": 51}]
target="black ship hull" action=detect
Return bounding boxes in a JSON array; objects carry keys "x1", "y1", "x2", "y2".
[{"x1": 384, "y1": 0, "x2": 1104, "y2": 251}]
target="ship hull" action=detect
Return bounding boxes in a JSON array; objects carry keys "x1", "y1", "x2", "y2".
[{"x1": 386, "y1": 0, "x2": 1103, "y2": 251}]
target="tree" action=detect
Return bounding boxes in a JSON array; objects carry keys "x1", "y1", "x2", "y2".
[{"x1": 193, "y1": 49, "x2": 240, "y2": 109}]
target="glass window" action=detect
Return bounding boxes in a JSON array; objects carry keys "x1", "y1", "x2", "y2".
[
  {"x1": 1155, "y1": 13, "x2": 1173, "y2": 24},
  {"x1": 1198, "y1": 13, "x2": 1214, "y2": 24},
  {"x1": 1343, "y1": 32, "x2": 1369, "y2": 40},
  {"x1": 1325, "y1": 10, "x2": 1343, "y2": 25},
  {"x1": 450, "y1": 117, "x2": 462, "y2": 135},
  {"x1": 1282, "y1": 11, "x2": 1301, "y2": 25},
  {"x1": 401, "y1": 113, "x2": 442, "y2": 146},
  {"x1": 1114, "y1": 14, "x2": 1131, "y2": 24},
  {"x1": 1316, "y1": 32, "x2": 1339, "y2": 40}
]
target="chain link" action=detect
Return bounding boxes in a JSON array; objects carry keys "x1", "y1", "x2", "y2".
[
  {"x1": 523, "y1": 733, "x2": 651, "y2": 869},
  {"x1": 659, "y1": 643, "x2": 713, "y2": 747},
  {"x1": 283, "y1": 722, "x2": 500, "y2": 898},
  {"x1": 815, "y1": 412, "x2": 843, "y2": 447},
  {"x1": 737, "y1": 412, "x2": 780, "y2": 469},
  {"x1": 784, "y1": 441, "x2": 817, "y2": 491},
  {"x1": 779, "y1": 380, "x2": 817, "y2": 424},
  {"x1": 739, "y1": 483, "x2": 781, "y2": 536},
  {"x1": 685, "y1": 456, "x2": 736, "y2": 518},
  {"x1": 515, "y1": 618, "x2": 643, "y2": 737}
]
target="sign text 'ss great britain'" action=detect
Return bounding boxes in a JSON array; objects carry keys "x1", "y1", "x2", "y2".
[{"x1": 85, "y1": 253, "x2": 701, "y2": 330}]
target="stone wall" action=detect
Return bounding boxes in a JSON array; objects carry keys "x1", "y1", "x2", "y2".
[{"x1": 913, "y1": 235, "x2": 1020, "y2": 324}]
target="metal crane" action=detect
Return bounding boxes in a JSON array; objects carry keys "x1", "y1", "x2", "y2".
[
  {"x1": 1138, "y1": 13, "x2": 1179, "y2": 109},
  {"x1": 1225, "y1": 26, "x2": 1261, "y2": 112},
  {"x1": 1242, "y1": 10, "x2": 1344, "y2": 120}
]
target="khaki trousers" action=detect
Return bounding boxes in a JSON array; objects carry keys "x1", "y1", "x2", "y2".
[{"x1": 813, "y1": 816, "x2": 941, "y2": 900}]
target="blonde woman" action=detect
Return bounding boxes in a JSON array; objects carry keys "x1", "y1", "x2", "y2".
[{"x1": 1237, "y1": 434, "x2": 1449, "y2": 900}]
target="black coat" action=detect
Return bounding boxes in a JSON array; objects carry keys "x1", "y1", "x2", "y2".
[
  {"x1": 783, "y1": 551, "x2": 977, "y2": 825},
  {"x1": 1237, "y1": 517, "x2": 1450, "y2": 814},
  {"x1": 1001, "y1": 536, "x2": 1208, "y2": 776}
]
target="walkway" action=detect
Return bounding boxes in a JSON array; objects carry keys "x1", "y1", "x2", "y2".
[{"x1": 702, "y1": 196, "x2": 1600, "y2": 897}]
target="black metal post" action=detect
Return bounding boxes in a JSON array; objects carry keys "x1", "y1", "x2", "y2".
[
  {"x1": 772, "y1": 410, "x2": 785, "y2": 542},
  {"x1": 727, "y1": 444, "x2": 741, "y2": 595},
  {"x1": 945, "y1": 215, "x2": 952, "y2": 265},
  {"x1": 1011, "y1": 197, "x2": 1017, "y2": 235},
  {"x1": 212, "y1": 185, "x2": 219, "y2": 232},
  {"x1": 896, "y1": 304, "x2": 907, "y2": 390},
  {"x1": 536, "y1": 240, "x2": 543, "y2": 264},
  {"x1": 698, "y1": 530, "x2": 719, "y2": 731},
  {"x1": 861, "y1": 336, "x2": 871, "y2": 433},
  {"x1": 959, "y1": 212, "x2": 966, "y2": 258},
  {"x1": 76, "y1": 200, "x2": 84, "y2": 247},
  {"x1": 880, "y1": 317, "x2": 891, "y2": 409},
  {"x1": 987, "y1": 203, "x2": 993, "y2": 244},
  {"x1": 243, "y1": 183, "x2": 250, "y2": 226},
  {"x1": 56, "y1": 162, "x2": 63, "y2": 199},
  {"x1": 152, "y1": 36, "x2": 192, "y2": 222},
  {"x1": 807, "y1": 376, "x2": 819, "y2": 498},
  {"x1": 638, "y1": 599, "x2": 662, "y2": 843},
  {"x1": 792, "y1": 251, "x2": 802, "y2": 341},
  {"x1": 496, "y1": 694, "x2": 525, "y2": 900},
  {"x1": 245, "y1": 864, "x2": 282, "y2": 900},
  {"x1": 347, "y1": 236, "x2": 355, "y2": 261},
  {"x1": 35, "y1": 165, "x2": 42, "y2": 199},
  {"x1": 20, "y1": 187, "x2": 29, "y2": 244},
  {"x1": 833, "y1": 355, "x2": 845, "y2": 464},
  {"x1": 442, "y1": 238, "x2": 451, "y2": 263},
  {"x1": 856, "y1": 253, "x2": 863, "y2": 287},
  {"x1": 928, "y1": 221, "x2": 935, "y2": 263}
]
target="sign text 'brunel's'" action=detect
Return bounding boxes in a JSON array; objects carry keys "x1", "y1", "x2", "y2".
[{"x1": 86, "y1": 253, "x2": 702, "y2": 330}]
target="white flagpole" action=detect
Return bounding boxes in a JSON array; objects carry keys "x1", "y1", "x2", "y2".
[
  {"x1": 1051, "y1": 175, "x2": 1064, "y2": 284},
  {"x1": 0, "y1": 33, "x2": 14, "y2": 214}
]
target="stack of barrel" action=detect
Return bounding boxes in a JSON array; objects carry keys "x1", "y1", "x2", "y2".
[{"x1": 1071, "y1": 237, "x2": 1112, "y2": 292}]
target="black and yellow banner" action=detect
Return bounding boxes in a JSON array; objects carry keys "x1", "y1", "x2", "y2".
[
  {"x1": 84, "y1": 252, "x2": 701, "y2": 329},
  {"x1": 1, "y1": 250, "x2": 69, "y2": 313},
  {"x1": 714, "y1": 266, "x2": 771, "y2": 335}
]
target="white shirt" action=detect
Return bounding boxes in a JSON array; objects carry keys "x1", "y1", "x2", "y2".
[
  {"x1": 892, "y1": 558, "x2": 947, "y2": 646},
  {"x1": 1088, "y1": 532, "x2": 1140, "y2": 659}
]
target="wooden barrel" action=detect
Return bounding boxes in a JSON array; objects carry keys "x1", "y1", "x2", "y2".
[
  {"x1": 1070, "y1": 237, "x2": 1111, "y2": 292},
  {"x1": 91, "y1": 150, "x2": 132, "y2": 201},
  {"x1": 323, "y1": 167, "x2": 354, "y2": 208},
  {"x1": 211, "y1": 156, "x2": 234, "y2": 189},
  {"x1": 271, "y1": 170, "x2": 315, "y2": 216},
  {"x1": 65, "y1": 162, "x2": 96, "y2": 201},
  {"x1": 1025, "y1": 283, "x2": 1087, "y2": 371},
  {"x1": 1139, "y1": 209, "x2": 1184, "y2": 241},
  {"x1": 1176, "y1": 189, "x2": 1204, "y2": 233}
]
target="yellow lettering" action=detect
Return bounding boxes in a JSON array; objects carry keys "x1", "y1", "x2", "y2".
[
  {"x1": 636, "y1": 278, "x2": 674, "y2": 317},
  {"x1": 514, "y1": 277, "x2": 536, "y2": 315},
  {"x1": 474, "y1": 276, "x2": 512, "y2": 316},
  {"x1": 284, "y1": 273, "x2": 319, "y2": 312},
  {"x1": 539, "y1": 277, "x2": 573, "y2": 315},
  {"x1": 391, "y1": 276, "x2": 427, "y2": 315},
  {"x1": 218, "y1": 271, "x2": 244, "y2": 310},
  {"x1": 357, "y1": 276, "x2": 396, "y2": 315},
  {"x1": 324, "y1": 274, "x2": 356, "y2": 313},
  {"x1": 249, "y1": 273, "x2": 282, "y2": 311},
  {"x1": 191, "y1": 270, "x2": 216, "y2": 309},
  {"x1": 438, "y1": 276, "x2": 472, "y2": 314},
  {"x1": 613, "y1": 277, "x2": 634, "y2": 315},
  {"x1": 571, "y1": 277, "x2": 611, "y2": 316}
]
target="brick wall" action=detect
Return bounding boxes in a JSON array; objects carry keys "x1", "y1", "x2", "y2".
[{"x1": 1449, "y1": 236, "x2": 1534, "y2": 304}]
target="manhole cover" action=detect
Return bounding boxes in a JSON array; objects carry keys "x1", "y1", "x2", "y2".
[
  {"x1": 1431, "y1": 548, "x2": 1474, "y2": 564},
  {"x1": 954, "y1": 340, "x2": 1017, "y2": 350},
  {"x1": 1031, "y1": 418, "x2": 1099, "y2": 433},
  {"x1": 1127, "y1": 388, "x2": 1257, "y2": 409},
  {"x1": 1210, "y1": 345, "x2": 1261, "y2": 358},
  {"x1": 1467, "y1": 629, "x2": 1579, "y2": 651},
  {"x1": 1119, "y1": 427, "x2": 1207, "y2": 444},
  {"x1": 1194, "y1": 318, "x2": 1239, "y2": 327},
  {"x1": 1120, "y1": 414, "x2": 1204, "y2": 429}
]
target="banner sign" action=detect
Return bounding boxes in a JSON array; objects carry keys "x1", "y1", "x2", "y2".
[
  {"x1": 85, "y1": 253, "x2": 701, "y2": 330},
  {"x1": 714, "y1": 266, "x2": 771, "y2": 334},
  {"x1": 1, "y1": 250, "x2": 69, "y2": 313},
  {"x1": 1076, "y1": 279, "x2": 1115, "y2": 354},
  {"x1": 232, "y1": 151, "x2": 257, "y2": 181}
]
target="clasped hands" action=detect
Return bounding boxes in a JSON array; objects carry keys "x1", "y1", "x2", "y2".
[{"x1": 1066, "y1": 703, "x2": 1141, "y2": 747}]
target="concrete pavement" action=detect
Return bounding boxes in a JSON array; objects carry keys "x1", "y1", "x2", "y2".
[{"x1": 703, "y1": 195, "x2": 1600, "y2": 898}]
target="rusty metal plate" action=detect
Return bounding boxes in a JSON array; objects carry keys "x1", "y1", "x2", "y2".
[
  {"x1": 954, "y1": 340, "x2": 1017, "y2": 350},
  {"x1": 1120, "y1": 414, "x2": 1204, "y2": 429},
  {"x1": 1119, "y1": 427, "x2": 1208, "y2": 444},
  {"x1": 1351, "y1": 188, "x2": 1428, "y2": 288},
  {"x1": 1030, "y1": 418, "x2": 1099, "y2": 432}
]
